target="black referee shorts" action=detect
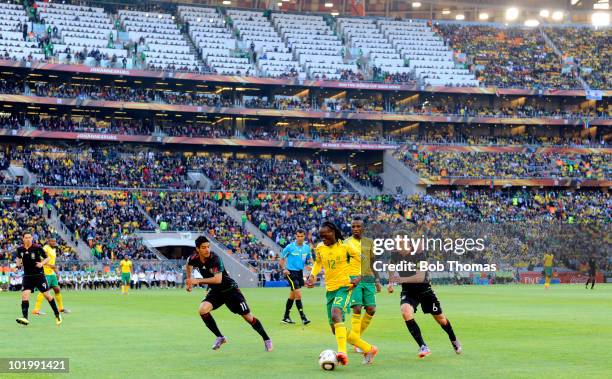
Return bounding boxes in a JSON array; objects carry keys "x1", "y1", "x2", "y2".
[
  {"x1": 22, "y1": 274, "x2": 49, "y2": 293},
  {"x1": 286, "y1": 270, "x2": 304, "y2": 290}
]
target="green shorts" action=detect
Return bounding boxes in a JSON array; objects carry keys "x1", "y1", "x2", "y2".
[
  {"x1": 325, "y1": 286, "x2": 353, "y2": 325},
  {"x1": 121, "y1": 273, "x2": 131, "y2": 284},
  {"x1": 350, "y1": 277, "x2": 377, "y2": 308},
  {"x1": 544, "y1": 267, "x2": 553, "y2": 277},
  {"x1": 46, "y1": 274, "x2": 59, "y2": 288}
]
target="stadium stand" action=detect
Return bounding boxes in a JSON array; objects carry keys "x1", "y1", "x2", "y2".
[
  {"x1": 140, "y1": 192, "x2": 270, "y2": 268},
  {"x1": 226, "y1": 9, "x2": 303, "y2": 79},
  {"x1": 337, "y1": 17, "x2": 413, "y2": 82},
  {"x1": 545, "y1": 27, "x2": 611, "y2": 90},
  {"x1": 0, "y1": 2, "x2": 44, "y2": 61},
  {"x1": 177, "y1": 5, "x2": 252, "y2": 75},
  {"x1": 118, "y1": 9, "x2": 199, "y2": 71},
  {"x1": 0, "y1": 189, "x2": 75, "y2": 260},
  {"x1": 394, "y1": 148, "x2": 610, "y2": 180},
  {"x1": 437, "y1": 24, "x2": 579, "y2": 89},
  {"x1": 272, "y1": 12, "x2": 360, "y2": 80},
  {"x1": 57, "y1": 192, "x2": 156, "y2": 259},
  {"x1": 0, "y1": 1, "x2": 609, "y2": 283},
  {"x1": 36, "y1": 1, "x2": 126, "y2": 66},
  {"x1": 378, "y1": 19, "x2": 478, "y2": 87}
]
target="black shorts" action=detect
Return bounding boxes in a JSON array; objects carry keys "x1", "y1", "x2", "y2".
[
  {"x1": 22, "y1": 274, "x2": 49, "y2": 293},
  {"x1": 400, "y1": 283, "x2": 442, "y2": 315},
  {"x1": 286, "y1": 270, "x2": 304, "y2": 290},
  {"x1": 203, "y1": 287, "x2": 250, "y2": 315}
]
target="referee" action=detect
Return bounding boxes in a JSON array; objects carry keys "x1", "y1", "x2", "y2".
[
  {"x1": 280, "y1": 229, "x2": 311, "y2": 325},
  {"x1": 15, "y1": 232, "x2": 62, "y2": 326}
]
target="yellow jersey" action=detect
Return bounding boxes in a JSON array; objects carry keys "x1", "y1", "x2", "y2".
[
  {"x1": 42, "y1": 244, "x2": 56, "y2": 276},
  {"x1": 543, "y1": 254, "x2": 554, "y2": 267},
  {"x1": 120, "y1": 260, "x2": 133, "y2": 273},
  {"x1": 312, "y1": 241, "x2": 357, "y2": 292},
  {"x1": 344, "y1": 237, "x2": 362, "y2": 277},
  {"x1": 344, "y1": 236, "x2": 376, "y2": 279}
]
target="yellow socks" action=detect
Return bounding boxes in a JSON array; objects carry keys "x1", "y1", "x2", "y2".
[
  {"x1": 34, "y1": 292, "x2": 45, "y2": 312},
  {"x1": 55, "y1": 293, "x2": 64, "y2": 311},
  {"x1": 334, "y1": 322, "x2": 348, "y2": 354},
  {"x1": 351, "y1": 313, "x2": 362, "y2": 336},
  {"x1": 361, "y1": 313, "x2": 374, "y2": 334},
  {"x1": 347, "y1": 330, "x2": 372, "y2": 354}
]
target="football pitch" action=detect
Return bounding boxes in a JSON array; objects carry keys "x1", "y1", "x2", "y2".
[{"x1": 1, "y1": 284, "x2": 611, "y2": 379}]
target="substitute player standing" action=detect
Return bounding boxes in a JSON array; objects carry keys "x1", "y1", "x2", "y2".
[
  {"x1": 280, "y1": 229, "x2": 312, "y2": 325},
  {"x1": 543, "y1": 252, "x2": 554, "y2": 289},
  {"x1": 585, "y1": 256, "x2": 597, "y2": 290},
  {"x1": 306, "y1": 221, "x2": 378, "y2": 366},
  {"x1": 344, "y1": 217, "x2": 381, "y2": 353},
  {"x1": 387, "y1": 242, "x2": 460, "y2": 358},
  {"x1": 15, "y1": 232, "x2": 62, "y2": 326},
  {"x1": 120, "y1": 255, "x2": 133, "y2": 294},
  {"x1": 186, "y1": 236, "x2": 273, "y2": 352},
  {"x1": 33, "y1": 236, "x2": 70, "y2": 315}
]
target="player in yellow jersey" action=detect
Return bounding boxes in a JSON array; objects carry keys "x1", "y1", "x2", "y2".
[
  {"x1": 306, "y1": 221, "x2": 378, "y2": 367},
  {"x1": 344, "y1": 217, "x2": 381, "y2": 353},
  {"x1": 120, "y1": 255, "x2": 133, "y2": 294},
  {"x1": 33, "y1": 237, "x2": 69, "y2": 315},
  {"x1": 543, "y1": 253, "x2": 554, "y2": 289}
]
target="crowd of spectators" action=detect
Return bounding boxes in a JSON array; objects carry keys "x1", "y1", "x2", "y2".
[
  {"x1": 140, "y1": 192, "x2": 269, "y2": 268},
  {"x1": 0, "y1": 188, "x2": 75, "y2": 261},
  {"x1": 344, "y1": 166, "x2": 384, "y2": 190},
  {"x1": 17, "y1": 146, "x2": 189, "y2": 189},
  {"x1": 545, "y1": 27, "x2": 610, "y2": 90},
  {"x1": 56, "y1": 192, "x2": 156, "y2": 260},
  {"x1": 437, "y1": 25, "x2": 581, "y2": 89},
  {"x1": 395, "y1": 148, "x2": 610, "y2": 180},
  {"x1": 2, "y1": 80, "x2": 610, "y2": 125},
  {"x1": 189, "y1": 155, "x2": 334, "y2": 192}
]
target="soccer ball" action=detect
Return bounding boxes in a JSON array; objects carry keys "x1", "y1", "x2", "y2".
[{"x1": 318, "y1": 349, "x2": 338, "y2": 371}]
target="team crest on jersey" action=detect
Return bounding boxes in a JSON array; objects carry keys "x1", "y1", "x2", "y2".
[{"x1": 31, "y1": 253, "x2": 35, "y2": 260}]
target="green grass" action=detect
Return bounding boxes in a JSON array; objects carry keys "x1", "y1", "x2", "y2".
[{"x1": 1, "y1": 284, "x2": 611, "y2": 379}]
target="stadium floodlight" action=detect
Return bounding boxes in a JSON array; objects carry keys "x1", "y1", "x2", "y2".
[
  {"x1": 331, "y1": 12, "x2": 339, "y2": 16},
  {"x1": 282, "y1": 0, "x2": 290, "y2": 2},
  {"x1": 325, "y1": 2, "x2": 334, "y2": 8},
  {"x1": 442, "y1": 9, "x2": 451, "y2": 15},
  {"x1": 593, "y1": 3, "x2": 609, "y2": 9},
  {"x1": 505, "y1": 7, "x2": 519, "y2": 21},
  {"x1": 551, "y1": 10, "x2": 564, "y2": 20},
  {"x1": 412, "y1": 2, "x2": 422, "y2": 8},
  {"x1": 479, "y1": 12, "x2": 489, "y2": 20},
  {"x1": 539, "y1": 9, "x2": 550, "y2": 18},
  {"x1": 592, "y1": 11, "x2": 610, "y2": 26},
  {"x1": 524, "y1": 19, "x2": 540, "y2": 27},
  {"x1": 277, "y1": 2, "x2": 283, "y2": 6},
  {"x1": 455, "y1": 14, "x2": 465, "y2": 20},
  {"x1": 222, "y1": 0, "x2": 231, "y2": 4}
]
